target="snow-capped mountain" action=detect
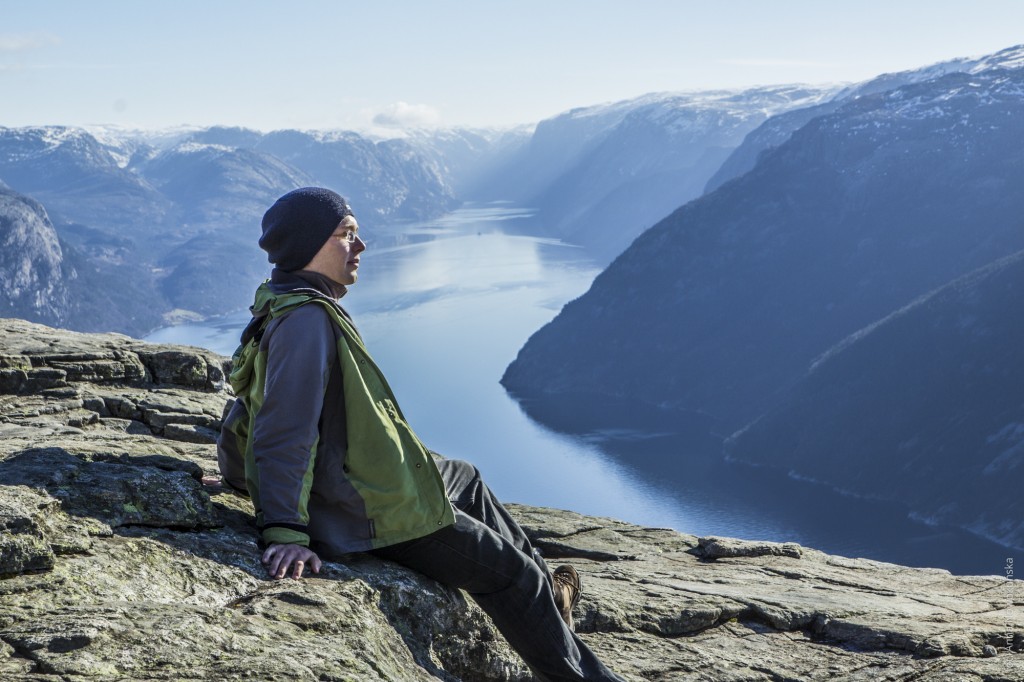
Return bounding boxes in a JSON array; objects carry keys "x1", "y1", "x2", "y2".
[
  {"x1": 707, "y1": 44, "x2": 1024, "y2": 192},
  {"x1": 0, "y1": 126, "x2": 172, "y2": 237},
  {"x1": 139, "y1": 141, "x2": 313, "y2": 229}
]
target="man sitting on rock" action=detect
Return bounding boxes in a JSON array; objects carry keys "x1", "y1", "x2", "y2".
[{"x1": 217, "y1": 187, "x2": 625, "y2": 682}]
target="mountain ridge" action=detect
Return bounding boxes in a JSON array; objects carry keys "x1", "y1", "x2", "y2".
[
  {"x1": 707, "y1": 43, "x2": 1024, "y2": 193},
  {"x1": 477, "y1": 85, "x2": 840, "y2": 262}
]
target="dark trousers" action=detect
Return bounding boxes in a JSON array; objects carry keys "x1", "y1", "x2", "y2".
[{"x1": 371, "y1": 459, "x2": 624, "y2": 682}]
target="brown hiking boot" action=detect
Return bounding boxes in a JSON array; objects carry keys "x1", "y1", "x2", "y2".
[{"x1": 552, "y1": 565, "x2": 582, "y2": 631}]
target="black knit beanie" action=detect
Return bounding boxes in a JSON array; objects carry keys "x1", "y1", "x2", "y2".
[{"x1": 259, "y1": 187, "x2": 354, "y2": 271}]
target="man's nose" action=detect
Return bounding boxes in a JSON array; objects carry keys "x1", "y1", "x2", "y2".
[{"x1": 353, "y1": 235, "x2": 367, "y2": 253}]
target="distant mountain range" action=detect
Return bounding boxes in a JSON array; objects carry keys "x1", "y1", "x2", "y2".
[
  {"x1": 0, "y1": 84, "x2": 840, "y2": 332},
  {"x1": 502, "y1": 44, "x2": 1024, "y2": 551},
  {"x1": 0, "y1": 124, "x2": 517, "y2": 330},
  {"x1": 473, "y1": 86, "x2": 839, "y2": 262}
]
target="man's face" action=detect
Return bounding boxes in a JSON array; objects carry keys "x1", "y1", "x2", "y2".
[{"x1": 302, "y1": 215, "x2": 366, "y2": 285}]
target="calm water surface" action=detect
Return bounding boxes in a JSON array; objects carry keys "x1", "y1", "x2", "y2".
[{"x1": 147, "y1": 205, "x2": 1013, "y2": 576}]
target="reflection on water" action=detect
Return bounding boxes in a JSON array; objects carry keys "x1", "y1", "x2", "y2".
[{"x1": 147, "y1": 204, "x2": 1013, "y2": 576}]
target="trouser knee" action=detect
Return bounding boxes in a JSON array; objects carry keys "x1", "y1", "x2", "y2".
[
  {"x1": 442, "y1": 458, "x2": 481, "y2": 481},
  {"x1": 439, "y1": 459, "x2": 485, "y2": 504}
]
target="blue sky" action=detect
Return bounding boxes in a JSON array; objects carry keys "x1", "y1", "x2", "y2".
[{"x1": 2, "y1": 1, "x2": 1022, "y2": 132}]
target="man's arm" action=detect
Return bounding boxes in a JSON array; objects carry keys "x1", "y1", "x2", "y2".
[{"x1": 252, "y1": 304, "x2": 336, "y2": 577}]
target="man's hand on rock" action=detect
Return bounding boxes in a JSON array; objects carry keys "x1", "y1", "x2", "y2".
[{"x1": 261, "y1": 543, "x2": 322, "y2": 580}]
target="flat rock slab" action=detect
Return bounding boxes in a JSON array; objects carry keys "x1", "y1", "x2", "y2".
[
  {"x1": 2, "y1": 448, "x2": 217, "y2": 530},
  {"x1": 0, "y1": 318, "x2": 229, "y2": 393},
  {"x1": 510, "y1": 504, "x2": 1024, "y2": 669}
]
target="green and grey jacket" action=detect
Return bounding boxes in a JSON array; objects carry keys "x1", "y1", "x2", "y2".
[{"x1": 217, "y1": 271, "x2": 455, "y2": 555}]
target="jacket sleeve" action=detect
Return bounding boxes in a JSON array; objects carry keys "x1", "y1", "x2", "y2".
[
  {"x1": 216, "y1": 397, "x2": 250, "y2": 495},
  {"x1": 252, "y1": 304, "x2": 337, "y2": 547}
]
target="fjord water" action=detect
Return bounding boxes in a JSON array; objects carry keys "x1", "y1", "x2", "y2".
[{"x1": 147, "y1": 205, "x2": 1012, "y2": 576}]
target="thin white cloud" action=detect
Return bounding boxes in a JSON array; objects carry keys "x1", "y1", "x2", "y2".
[
  {"x1": 0, "y1": 32, "x2": 61, "y2": 53},
  {"x1": 720, "y1": 58, "x2": 841, "y2": 68},
  {"x1": 371, "y1": 102, "x2": 442, "y2": 129}
]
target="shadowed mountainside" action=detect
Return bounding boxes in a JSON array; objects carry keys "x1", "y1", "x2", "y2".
[{"x1": 726, "y1": 250, "x2": 1024, "y2": 552}]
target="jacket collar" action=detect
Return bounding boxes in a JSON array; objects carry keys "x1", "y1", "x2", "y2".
[
  {"x1": 240, "y1": 270, "x2": 354, "y2": 346},
  {"x1": 270, "y1": 268, "x2": 348, "y2": 300}
]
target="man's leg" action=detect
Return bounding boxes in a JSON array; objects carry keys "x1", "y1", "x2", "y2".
[
  {"x1": 436, "y1": 459, "x2": 583, "y2": 629},
  {"x1": 371, "y1": 510, "x2": 624, "y2": 682},
  {"x1": 435, "y1": 459, "x2": 551, "y2": 575}
]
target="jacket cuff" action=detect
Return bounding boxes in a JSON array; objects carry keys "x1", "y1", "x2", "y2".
[{"x1": 262, "y1": 525, "x2": 311, "y2": 547}]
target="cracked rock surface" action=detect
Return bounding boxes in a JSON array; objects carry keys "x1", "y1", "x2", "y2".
[{"x1": 1, "y1": 317, "x2": 1022, "y2": 681}]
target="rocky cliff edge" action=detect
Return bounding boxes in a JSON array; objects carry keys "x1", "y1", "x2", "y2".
[{"x1": 0, "y1": 318, "x2": 1021, "y2": 681}]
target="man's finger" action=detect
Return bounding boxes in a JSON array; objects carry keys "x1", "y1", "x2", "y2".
[
  {"x1": 292, "y1": 559, "x2": 305, "y2": 580},
  {"x1": 274, "y1": 553, "x2": 290, "y2": 579},
  {"x1": 269, "y1": 551, "x2": 287, "y2": 579},
  {"x1": 311, "y1": 555, "x2": 322, "y2": 573}
]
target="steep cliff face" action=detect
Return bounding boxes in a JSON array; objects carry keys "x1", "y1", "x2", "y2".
[
  {"x1": 1, "y1": 318, "x2": 1022, "y2": 681},
  {"x1": 0, "y1": 190, "x2": 70, "y2": 327},
  {"x1": 0, "y1": 189, "x2": 166, "y2": 337}
]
